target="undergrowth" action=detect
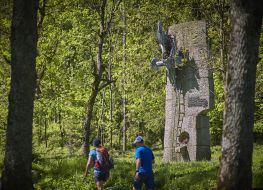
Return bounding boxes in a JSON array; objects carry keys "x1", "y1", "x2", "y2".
[{"x1": 30, "y1": 145, "x2": 263, "y2": 190}]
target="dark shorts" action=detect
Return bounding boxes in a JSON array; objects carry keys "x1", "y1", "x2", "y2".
[
  {"x1": 94, "y1": 171, "x2": 109, "y2": 182},
  {"x1": 133, "y1": 172, "x2": 154, "y2": 190}
]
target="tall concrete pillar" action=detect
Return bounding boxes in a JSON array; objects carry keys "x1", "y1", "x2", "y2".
[{"x1": 163, "y1": 20, "x2": 214, "y2": 161}]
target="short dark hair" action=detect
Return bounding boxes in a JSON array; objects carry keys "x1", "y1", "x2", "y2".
[{"x1": 93, "y1": 138, "x2": 101, "y2": 147}]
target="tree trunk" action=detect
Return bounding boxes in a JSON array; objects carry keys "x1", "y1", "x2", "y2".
[
  {"x1": 44, "y1": 118, "x2": 48, "y2": 148},
  {"x1": 121, "y1": 0, "x2": 127, "y2": 152},
  {"x1": 82, "y1": 0, "x2": 121, "y2": 156},
  {"x1": 58, "y1": 111, "x2": 64, "y2": 148},
  {"x1": 122, "y1": 97, "x2": 127, "y2": 152},
  {"x1": 1, "y1": 0, "x2": 38, "y2": 189},
  {"x1": 109, "y1": 67, "x2": 113, "y2": 148},
  {"x1": 219, "y1": 0, "x2": 226, "y2": 78},
  {"x1": 38, "y1": 115, "x2": 42, "y2": 145},
  {"x1": 83, "y1": 78, "x2": 101, "y2": 156},
  {"x1": 100, "y1": 89, "x2": 106, "y2": 144},
  {"x1": 108, "y1": 29, "x2": 113, "y2": 148},
  {"x1": 83, "y1": 0, "x2": 107, "y2": 157},
  {"x1": 218, "y1": 1, "x2": 262, "y2": 189}
]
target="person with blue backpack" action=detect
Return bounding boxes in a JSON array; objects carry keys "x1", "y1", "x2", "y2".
[
  {"x1": 84, "y1": 138, "x2": 113, "y2": 190},
  {"x1": 133, "y1": 136, "x2": 155, "y2": 190}
]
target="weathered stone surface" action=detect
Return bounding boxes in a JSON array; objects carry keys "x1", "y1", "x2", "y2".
[
  {"x1": 163, "y1": 20, "x2": 214, "y2": 161},
  {"x1": 163, "y1": 79, "x2": 176, "y2": 161}
]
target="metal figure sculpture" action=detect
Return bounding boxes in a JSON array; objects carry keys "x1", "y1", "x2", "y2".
[{"x1": 151, "y1": 21, "x2": 185, "y2": 90}]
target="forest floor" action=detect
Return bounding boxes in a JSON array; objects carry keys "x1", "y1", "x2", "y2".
[{"x1": 0, "y1": 144, "x2": 263, "y2": 190}]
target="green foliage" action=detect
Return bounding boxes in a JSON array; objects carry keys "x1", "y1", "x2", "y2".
[
  {"x1": 209, "y1": 72, "x2": 224, "y2": 145},
  {"x1": 33, "y1": 155, "x2": 94, "y2": 190},
  {"x1": 0, "y1": 0, "x2": 11, "y2": 150},
  {"x1": 254, "y1": 122, "x2": 263, "y2": 144},
  {"x1": 254, "y1": 30, "x2": 263, "y2": 143},
  {"x1": 252, "y1": 144, "x2": 263, "y2": 187},
  {"x1": 0, "y1": 1, "x2": 263, "y2": 187}
]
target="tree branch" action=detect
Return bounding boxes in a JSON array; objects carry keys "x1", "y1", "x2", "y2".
[
  {"x1": 98, "y1": 79, "x2": 115, "y2": 91},
  {"x1": 37, "y1": 0, "x2": 47, "y2": 36},
  {"x1": 105, "y1": 0, "x2": 122, "y2": 33}
]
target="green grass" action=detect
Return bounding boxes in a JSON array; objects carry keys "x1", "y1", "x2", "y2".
[
  {"x1": 252, "y1": 144, "x2": 263, "y2": 188},
  {"x1": 28, "y1": 145, "x2": 263, "y2": 190},
  {"x1": 0, "y1": 145, "x2": 262, "y2": 189}
]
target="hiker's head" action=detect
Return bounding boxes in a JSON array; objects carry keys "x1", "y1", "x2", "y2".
[
  {"x1": 93, "y1": 138, "x2": 101, "y2": 147},
  {"x1": 133, "y1": 136, "x2": 144, "y2": 147}
]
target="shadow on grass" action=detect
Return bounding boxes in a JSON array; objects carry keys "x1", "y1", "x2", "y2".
[
  {"x1": 105, "y1": 158, "x2": 219, "y2": 190},
  {"x1": 154, "y1": 164, "x2": 219, "y2": 190},
  {"x1": 32, "y1": 154, "x2": 89, "y2": 189},
  {"x1": 105, "y1": 159, "x2": 134, "y2": 190}
]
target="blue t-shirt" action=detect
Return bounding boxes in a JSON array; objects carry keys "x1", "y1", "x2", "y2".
[
  {"x1": 135, "y1": 146, "x2": 154, "y2": 174},
  {"x1": 89, "y1": 149, "x2": 100, "y2": 173}
]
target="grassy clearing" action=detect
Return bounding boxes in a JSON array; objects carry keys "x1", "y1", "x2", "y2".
[{"x1": 29, "y1": 145, "x2": 263, "y2": 190}]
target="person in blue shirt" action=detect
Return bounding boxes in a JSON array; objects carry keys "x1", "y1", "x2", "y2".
[
  {"x1": 133, "y1": 136, "x2": 155, "y2": 190},
  {"x1": 84, "y1": 138, "x2": 109, "y2": 190}
]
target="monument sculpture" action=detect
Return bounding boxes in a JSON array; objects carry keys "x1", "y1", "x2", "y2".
[
  {"x1": 151, "y1": 21, "x2": 186, "y2": 90},
  {"x1": 151, "y1": 20, "x2": 214, "y2": 161}
]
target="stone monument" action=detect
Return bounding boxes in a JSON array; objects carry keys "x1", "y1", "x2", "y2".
[{"x1": 151, "y1": 20, "x2": 214, "y2": 161}]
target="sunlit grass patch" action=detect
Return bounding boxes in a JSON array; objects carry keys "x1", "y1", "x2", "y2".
[{"x1": 252, "y1": 144, "x2": 263, "y2": 188}]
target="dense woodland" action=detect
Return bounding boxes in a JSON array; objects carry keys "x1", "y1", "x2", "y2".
[{"x1": 0, "y1": 0, "x2": 262, "y2": 189}]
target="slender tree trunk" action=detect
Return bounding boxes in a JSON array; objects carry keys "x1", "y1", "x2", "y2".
[
  {"x1": 82, "y1": 0, "x2": 120, "y2": 156},
  {"x1": 219, "y1": 0, "x2": 226, "y2": 78},
  {"x1": 44, "y1": 118, "x2": 48, "y2": 147},
  {"x1": 83, "y1": 0, "x2": 107, "y2": 157},
  {"x1": 83, "y1": 78, "x2": 101, "y2": 156},
  {"x1": 122, "y1": 97, "x2": 126, "y2": 151},
  {"x1": 1, "y1": 0, "x2": 38, "y2": 189},
  {"x1": 218, "y1": 1, "x2": 262, "y2": 189},
  {"x1": 109, "y1": 65, "x2": 113, "y2": 148},
  {"x1": 122, "y1": 0, "x2": 127, "y2": 152},
  {"x1": 38, "y1": 115, "x2": 42, "y2": 145},
  {"x1": 58, "y1": 111, "x2": 64, "y2": 148},
  {"x1": 100, "y1": 89, "x2": 106, "y2": 144},
  {"x1": 108, "y1": 28, "x2": 113, "y2": 148}
]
